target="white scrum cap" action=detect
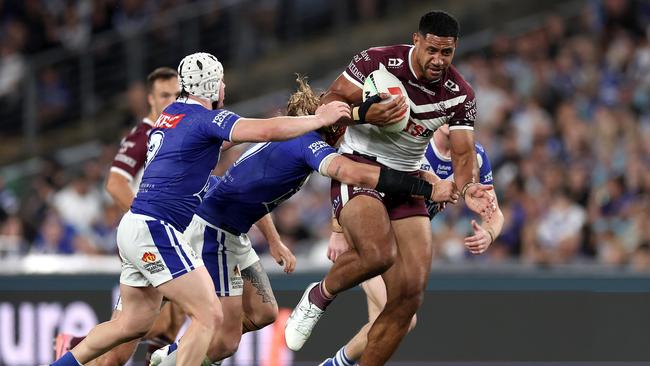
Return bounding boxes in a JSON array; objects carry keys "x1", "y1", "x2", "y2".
[{"x1": 178, "y1": 52, "x2": 224, "y2": 102}]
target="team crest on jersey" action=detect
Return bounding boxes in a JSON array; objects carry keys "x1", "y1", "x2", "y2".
[
  {"x1": 154, "y1": 113, "x2": 185, "y2": 129},
  {"x1": 444, "y1": 79, "x2": 460, "y2": 93}
]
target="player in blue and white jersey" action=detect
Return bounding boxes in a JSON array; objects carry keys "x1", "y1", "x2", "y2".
[
  {"x1": 51, "y1": 53, "x2": 352, "y2": 366},
  {"x1": 319, "y1": 123, "x2": 504, "y2": 366},
  {"x1": 151, "y1": 76, "x2": 458, "y2": 366}
]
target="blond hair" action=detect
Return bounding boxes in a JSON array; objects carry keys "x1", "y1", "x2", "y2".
[
  {"x1": 286, "y1": 74, "x2": 346, "y2": 146},
  {"x1": 287, "y1": 75, "x2": 320, "y2": 117}
]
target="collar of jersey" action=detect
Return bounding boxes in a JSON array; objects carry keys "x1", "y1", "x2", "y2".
[
  {"x1": 177, "y1": 97, "x2": 204, "y2": 106},
  {"x1": 142, "y1": 117, "x2": 154, "y2": 126}
]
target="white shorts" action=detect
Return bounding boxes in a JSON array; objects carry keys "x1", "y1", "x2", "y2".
[
  {"x1": 185, "y1": 215, "x2": 259, "y2": 297},
  {"x1": 117, "y1": 211, "x2": 203, "y2": 288}
]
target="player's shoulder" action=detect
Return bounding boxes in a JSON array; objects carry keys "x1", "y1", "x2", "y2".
[
  {"x1": 363, "y1": 44, "x2": 411, "y2": 66},
  {"x1": 366, "y1": 44, "x2": 411, "y2": 58},
  {"x1": 443, "y1": 64, "x2": 475, "y2": 97}
]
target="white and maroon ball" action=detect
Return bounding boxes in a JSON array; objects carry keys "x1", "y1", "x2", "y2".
[{"x1": 362, "y1": 68, "x2": 411, "y2": 133}]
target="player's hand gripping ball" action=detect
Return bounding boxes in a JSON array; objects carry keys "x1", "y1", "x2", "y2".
[{"x1": 362, "y1": 68, "x2": 411, "y2": 133}]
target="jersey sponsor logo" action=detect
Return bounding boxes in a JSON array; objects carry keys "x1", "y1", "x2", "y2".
[
  {"x1": 347, "y1": 62, "x2": 366, "y2": 83},
  {"x1": 483, "y1": 171, "x2": 493, "y2": 184},
  {"x1": 231, "y1": 264, "x2": 243, "y2": 290},
  {"x1": 404, "y1": 120, "x2": 434, "y2": 138},
  {"x1": 388, "y1": 58, "x2": 404, "y2": 67},
  {"x1": 115, "y1": 154, "x2": 137, "y2": 168},
  {"x1": 141, "y1": 252, "x2": 157, "y2": 263},
  {"x1": 436, "y1": 166, "x2": 451, "y2": 177},
  {"x1": 464, "y1": 99, "x2": 477, "y2": 121},
  {"x1": 141, "y1": 251, "x2": 166, "y2": 274},
  {"x1": 444, "y1": 79, "x2": 460, "y2": 93},
  {"x1": 154, "y1": 112, "x2": 186, "y2": 129},
  {"x1": 352, "y1": 186, "x2": 385, "y2": 198},
  {"x1": 407, "y1": 80, "x2": 436, "y2": 96},
  {"x1": 354, "y1": 50, "x2": 371, "y2": 63},
  {"x1": 212, "y1": 110, "x2": 235, "y2": 127},
  {"x1": 308, "y1": 140, "x2": 330, "y2": 154}
]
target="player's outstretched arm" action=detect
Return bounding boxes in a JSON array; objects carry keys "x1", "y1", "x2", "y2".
[
  {"x1": 230, "y1": 101, "x2": 350, "y2": 143},
  {"x1": 324, "y1": 155, "x2": 456, "y2": 202},
  {"x1": 105, "y1": 172, "x2": 134, "y2": 212},
  {"x1": 254, "y1": 214, "x2": 296, "y2": 273},
  {"x1": 464, "y1": 188, "x2": 504, "y2": 254}
]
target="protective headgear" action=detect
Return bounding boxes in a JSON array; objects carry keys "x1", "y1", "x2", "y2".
[{"x1": 178, "y1": 52, "x2": 224, "y2": 102}]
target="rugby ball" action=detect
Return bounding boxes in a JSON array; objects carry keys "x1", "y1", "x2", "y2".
[{"x1": 362, "y1": 68, "x2": 411, "y2": 133}]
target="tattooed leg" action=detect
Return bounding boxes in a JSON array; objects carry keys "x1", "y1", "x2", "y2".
[{"x1": 241, "y1": 261, "x2": 279, "y2": 333}]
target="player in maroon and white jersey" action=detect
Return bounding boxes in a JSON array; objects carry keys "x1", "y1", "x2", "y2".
[
  {"x1": 285, "y1": 11, "x2": 496, "y2": 365},
  {"x1": 54, "y1": 67, "x2": 185, "y2": 366}
]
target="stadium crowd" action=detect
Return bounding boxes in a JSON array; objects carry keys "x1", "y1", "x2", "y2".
[
  {"x1": 0, "y1": 0, "x2": 390, "y2": 134},
  {"x1": 0, "y1": 1, "x2": 649, "y2": 271}
]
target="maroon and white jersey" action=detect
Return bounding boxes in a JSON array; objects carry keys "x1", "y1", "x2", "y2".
[
  {"x1": 341, "y1": 44, "x2": 477, "y2": 171},
  {"x1": 109, "y1": 117, "x2": 154, "y2": 192}
]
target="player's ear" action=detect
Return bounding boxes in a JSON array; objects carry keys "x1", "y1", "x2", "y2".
[{"x1": 412, "y1": 32, "x2": 419, "y2": 45}]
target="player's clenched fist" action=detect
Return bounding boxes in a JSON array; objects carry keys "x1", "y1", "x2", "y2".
[{"x1": 316, "y1": 101, "x2": 351, "y2": 126}]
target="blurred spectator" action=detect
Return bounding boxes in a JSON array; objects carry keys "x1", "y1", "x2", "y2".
[
  {"x1": 90, "y1": 204, "x2": 120, "y2": 254},
  {"x1": 0, "y1": 215, "x2": 29, "y2": 258},
  {"x1": 31, "y1": 211, "x2": 77, "y2": 254},
  {"x1": 0, "y1": 215, "x2": 28, "y2": 257},
  {"x1": 0, "y1": 1, "x2": 648, "y2": 273},
  {"x1": 37, "y1": 67, "x2": 72, "y2": 128},
  {"x1": 526, "y1": 191, "x2": 587, "y2": 265},
  {"x1": 51, "y1": 171, "x2": 103, "y2": 233},
  {"x1": 58, "y1": 2, "x2": 91, "y2": 51}
]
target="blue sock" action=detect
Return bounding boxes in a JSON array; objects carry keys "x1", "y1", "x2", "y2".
[
  {"x1": 51, "y1": 351, "x2": 81, "y2": 366},
  {"x1": 334, "y1": 346, "x2": 354, "y2": 366},
  {"x1": 168, "y1": 341, "x2": 178, "y2": 354}
]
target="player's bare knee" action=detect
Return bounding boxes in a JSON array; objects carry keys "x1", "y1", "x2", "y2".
[
  {"x1": 401, "y1": 292, "x2": 424, "y2": 317},
  {"x1": 221, "y1": 337, "x2": 241, "y2": 359},
  {"x1": 361, "y1": 244, "x2": 395, "y2": 275},
  {"x1": 251, "y1": 302, "x2": 278, "y2": 328}
]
